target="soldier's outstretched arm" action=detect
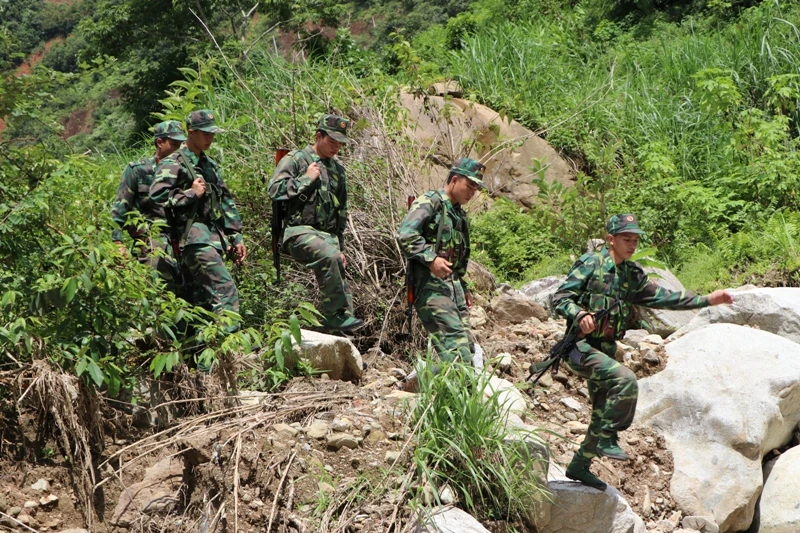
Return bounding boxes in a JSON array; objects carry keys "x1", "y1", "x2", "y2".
[
  {"x1": 397, "y1": 197, "x2": 438, "y2": 266},
  {"x1": 628, "y1": 266, "x2": 712, "y2": 310},
  {"x1": 268, "y1": 155, "x2": 317, "y2": 201}
]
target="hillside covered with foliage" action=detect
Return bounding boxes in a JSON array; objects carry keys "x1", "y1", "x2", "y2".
[{"x1": 3, "y1": 0, "x2": 800, "y2": 427}]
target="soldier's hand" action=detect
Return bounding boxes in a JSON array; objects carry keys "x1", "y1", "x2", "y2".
[
  {"x1": 229, "y1": 243, "x2": 247, "y2": 265},
  {"x1": 341, "y1": 253, "x2": 347, "y2": 268},
  {"x1": 307, "y1": 162, "x2": 321, "y2": 181},
  {"x1": 579, "y1": 313, "x2": 596, "y2": 335},
  {"x1": 114, "y1": 241, "x2": 128, "y2": 258},
  {"x1": 465, "y1": 290, "x2": 474, "y2": 309},
  {"x1": 708, "y1": 289, "x2": 734, "y2": 306},
  {"x1": 430, "y1": 257, "x2": 453, "y2": 279},
  {"x1": 191, "y1": 178, "x2": 206, "y2": 197}
]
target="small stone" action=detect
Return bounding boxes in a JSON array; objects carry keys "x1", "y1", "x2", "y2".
[
  {"x1": 385, "y1": 451, "x2": 401, "y2": 464},
  {"x1": 656, "y1": 497, "x2": 664, "y2": 504},
  {"x1": 553, "y1": 372, "x2": 569, "y2": 385},
  {"x1": 23, "y1": 500, "x2": 38, "y2": 509},
  {"x1": 7, "y1": 507, "x2": 21, "y2": 517},
  {"x1": 643, "y1": 334, "x2": 664, "y2": 345},
  {"x1": 560, "y1": 397, "x2": 582, "y2": 411},
  {"x1": 563, "y1": 411, "x2": 577, "y2": 421},
  {"x1": 540, "y1": 402, "x2": 550, "y2": 411},
  {"x1": 495, "y1": 352, "x2": 513, "y2": 371},
  {"x1": 318, "y1": 482, "x2": 336, "y2": 495},
  {"x1": 578, "y1": 387, "x2": 589, "y2": 399},
  {"x1": 439, "y1": 484, "x2": 457, "y2": 504},
  {"x1": 566, "y1": 421, "x2": 588, "y2": 434},
  {"x1": 305, "y1": 421, "x2": 329, "y2": 440},
  {"x1": 668, "y1": 511, "x2": 682, "y2": 525},
  {"x1": 16, "y1": 514, "x2": 38, "y2": 527},
  {"x1": 39, "y1": 494, "x2": 58, "y2": 507},
  {"x1": 331, "y1": 417, "x2": 353, "y2": 432},
  {"x1": 30, "y1": 479, "x2": 50, "y2": 492},
  {"x1": 366, "y1": 430, "x2": 387, "y2": 444},
  {"x1": 642, "y1": 486, "x2": 651, "y2": 517},
  {"x1": 537, "y1": 372, "x2": 553, "y2": 388},
  {"x1": 320, "y1": 373, "x2": 330, "y2": 380},
  {"x1": 273, "y1": 423, "x2": 298, "y2": 439},
  {"x1": 681, "y1": 515, "x2": 719, "y2": 533},
  {"x1": 551, "y1": 381, "x2": 565, "y2": 393},
  {"x1": 390, "y1": 368, "x2": 407, "y2": 380},
  {"x1": 326, "y1": 433, "x2": 358, "y2": 451},
  {"x1": 643, "y1": 349, "x2": 660, "y2": 366}
]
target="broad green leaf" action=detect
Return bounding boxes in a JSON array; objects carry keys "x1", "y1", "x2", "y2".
[{"x1": 289, "y1": 314, "x2": 301, "y2": 345}]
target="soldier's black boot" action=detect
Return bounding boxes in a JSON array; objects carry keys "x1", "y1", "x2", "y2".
[
  {"x1": 597, "y1": 433, "x2": 630, "y2": 461},
  {"x1": 565, "y1": 455, "x2": 607, "y2": 491}
]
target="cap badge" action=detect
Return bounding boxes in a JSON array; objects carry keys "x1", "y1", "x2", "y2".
[
  {"x1": 208, "y1": 113, "x2": 214, "y2": 119},
  {"x1": 626, "y1": 216, "x2": 634, "y2": 221}
]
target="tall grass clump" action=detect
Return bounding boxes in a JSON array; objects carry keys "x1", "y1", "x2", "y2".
[
  {"x1": 411, "y1": 363, "x2": 549, "y2": 524},
  {"x1": 449, "y1": 1, "x2": 800, "y2": 265}
]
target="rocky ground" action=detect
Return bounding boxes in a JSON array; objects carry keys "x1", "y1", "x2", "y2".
[{"x1": 0, "y1": 293, "x2": 708, "y2": 533}]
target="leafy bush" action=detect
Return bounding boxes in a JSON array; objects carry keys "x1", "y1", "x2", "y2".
[{"x1": 470, "y1": 199, "x2": 562, "y2": 282}]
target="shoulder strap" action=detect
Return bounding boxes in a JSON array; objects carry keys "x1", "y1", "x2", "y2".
[
  {"x1": 433, "y1": 191, "x2": 448, "y2": 255},
  {"x1": 175, "y1": 152, "x2": 202, "y2": 244}
]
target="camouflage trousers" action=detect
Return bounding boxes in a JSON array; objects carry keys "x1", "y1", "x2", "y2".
[
  {"x1": 137, "y1": 236, "x2": 178, "y2": 293},
  {"x1": 285, "y1": 230, "x2": 352, "y2": 317},
  {"x1": 414, "y1": 275, "x2": 475, "y2": 364},
  {"x1": 566, "y1": 338, "x2": 638, "y2": 461},
  {"x1": 182, "y1": 243, "x2": 240, "y2": 317}
]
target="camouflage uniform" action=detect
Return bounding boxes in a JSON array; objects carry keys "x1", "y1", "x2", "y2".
[
  {"x1": 268, "y1": 115, "x2": 354, "y2": 324},
  {"x1": 397, "y1": 158, "x2": 486, "y2": 363},
  {"x1": 111, "y1": 120, "x2": 186, "y2": 288},
  {"x1": 150, "y1": 110, "x2": 243, "y2": 319},
  {"x1": 553, "y1": 214, "x2": 710, "y2": 466}
]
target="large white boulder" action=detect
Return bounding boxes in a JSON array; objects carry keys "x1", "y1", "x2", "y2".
[
  {"x1": 759, "y1": 445, "x2": 800, "y2": 533},
  {"x1": 285, "y1": 329, "x2": 363, "y2": 382},
  {"x1": 636, "y1": 324, "x2": 800, "y2": 532},
  {"x1": 535, "y1": 481, "x2": 646, "y2": 533},
  {"x1": 671, "y1": 288, "x2": 800, "y2": 344},
  {"x1": 482, "y1": 375, "x2": 529, "y2": 418},
  {"x1": 639, "y1": 267, "x2": 699, "y2": 335}
]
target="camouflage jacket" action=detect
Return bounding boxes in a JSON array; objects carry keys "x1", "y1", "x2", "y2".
[
  {"x1": 149, "y1": 145, "x2": 243, "y2": 251},
  {"x1": 553, "y1": 247, "x2": 709, "y2": 343},
  {"x1": 397, "y1": 189, "x2": 471, "y2": 293},
  {"x1": 110, "y1": 156, "x2": 164, "y2": 242},
  {"x1": 268, "y1": 145, "x2": 348, "y2": 250}
]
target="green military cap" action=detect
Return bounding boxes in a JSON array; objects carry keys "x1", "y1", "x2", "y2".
[
  {"x1": 153, "y1": 120, "x2": 187, "y2": 141},
  {"x1": 186, "y1": 109, "x2": 225, "y2": 133},
  {"x1": 606, "y1": 214, "x2": 646, "y2": 235},
  {"x1": 449, "y1": 157, "x2": 487, "y2": 189},
  {"x1": 317, "y1": 114, "x2": 350, "y2": 143}
]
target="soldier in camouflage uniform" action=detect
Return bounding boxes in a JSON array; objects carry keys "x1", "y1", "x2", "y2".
[
  {"x1": 150, "y1": 110, "x2": 246, "y2": 326},
  {"x1": 268, "y1": 114, "x2": 363, "y2": 332},
  {"x1": 397, "y1": 158, "x2": 486, "y2": 363},
  {"x1": 111, "y1": 120, "x2": 186, "y2": 289},
  {"x1": 553, "y1": 214, "x2": 733, "y2": 491}
]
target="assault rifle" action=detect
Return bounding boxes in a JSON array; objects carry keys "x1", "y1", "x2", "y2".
[
  {"x1": 271, "y1": 148, "x2": 291, "y2": 285},
  {"x1": 527, "y1": 298, "x2": 621, "y2": 388},
  {"x1": 401, "y1": 195, "x2": 417, "y2": 335}
]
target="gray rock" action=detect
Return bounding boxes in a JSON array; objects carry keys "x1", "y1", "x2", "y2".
[
  {"x1": 560, "y1": 397, "x2": 583, "y2": 411},
  {"x1": 759, "y1": 445, "x2": 800, "y2": 533},
  {"x1": 305, "y1": 421, "x2": 329, "y2": 440},
  {"x1": 623, "y1": 329, "x2": 650, "y2": 348},
  {"x1": 385, "y1": 451, "x2": 401, "y2": 464},
  {"x1": 681, "y1": 516, "x2": 719, "y2": 533},
  {"x1": 466, "y1": 260, "x2": 496, "y2": 294},
  {"x1": 672, "y1": 288, "x2": 800, "y2": 345},
  {"x1": 520, "y1": 276, "x2": 566, "y2": 310},
  {"x1": 469, "y1": 306, "x2": 488, "y2": 328},
  {"x1": 418, "y1": 506, "x2": 491, "y2": 532},
  {"x1": 642, "y1": 349, "x2": 660, "y2": 366},
  {"x1": 495, "y1": 352, "x2": 513, "y2": 371},
  {"x1": 284, "y1": 329, "x2": 363, "y2": 382},
  {"x1": 29, "y1": 479, "x2": 50, "y2": 492},
  {"x1": 535, "y1": 482, "x2": 646, "y2": 533},
  {"x1": 326, "y1": 433, "x2": 358, "y2": 451},
  {"x1": 637, "y1": 324, "x2": 800, "y2": 532},
  {"x1": 331, "y1": 417, "x2": 352, "y2": 432},
  {"x1": 55, "y1": 530, "x2": 91, "y2": 533},
  {"x1": 490, "y1": 292, "x2": 549, "y2": 324}
]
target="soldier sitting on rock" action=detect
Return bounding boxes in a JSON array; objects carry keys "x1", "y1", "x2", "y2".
[{"x1": 552, "y1": 214, "x2": 733, "y2": 491}]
